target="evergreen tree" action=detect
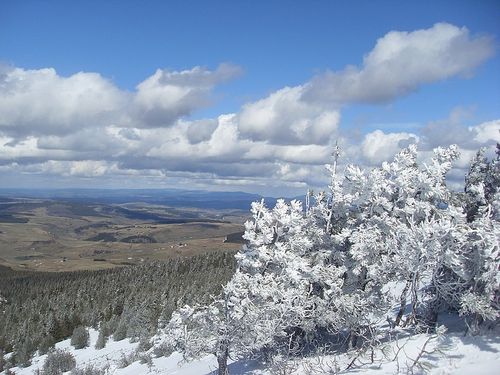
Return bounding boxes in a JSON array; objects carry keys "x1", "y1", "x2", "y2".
[
  {"x1": 163, "y1": 199, "x2": 345, "y2": 372},
  {"x1": 113, "y1": 318, "x2": 128, "y2": 342},
  {"x1": 95, "y1": 324, "x2": 109, "y2": 350},
  {"x1": 163, "y1": 143, "x2": 499, "y2": 370},
  {"x1": 70, "y1": 326, "x2": 89, "y2": 349},
  {"x1": 37, "y1": 335, "x2": 56, "y2": 355},
  {"x1": 42, "y1": 349, "x2": 76, "y2": 375},
  {"x1": 464, "y1": 144, "x2": 500, "y2": 221}
]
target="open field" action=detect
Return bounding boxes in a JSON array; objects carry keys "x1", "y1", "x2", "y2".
[{"x1": 0, "y1": 198, "x2": 246, "y2": 272}]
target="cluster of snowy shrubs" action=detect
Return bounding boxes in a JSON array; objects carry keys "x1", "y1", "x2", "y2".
[
  {"x1": 38, "y1": 348, "x2": 107, "y2": 375},
  {"x1": 158, "y1": 144, "x2": 499, "y2": 374}
]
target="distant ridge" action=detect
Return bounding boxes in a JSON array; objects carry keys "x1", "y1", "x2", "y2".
[{"x1": 0, "y1": 188, "x2": 303, "y2": 210}]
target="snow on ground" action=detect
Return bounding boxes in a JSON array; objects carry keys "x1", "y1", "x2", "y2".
[
  {"x1": 5, "y1": 329, "x2": 228, "y2": 375},
  {"x1": 293, "y1": 330, "x2": 500, "y2": 375},
  {"x1": 4, "y1": 327, "x2": 499, "y2": 374}
]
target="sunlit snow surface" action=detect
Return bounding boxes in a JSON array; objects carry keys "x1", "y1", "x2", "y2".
[{"x1": 5, "y1": 327, "x2": 499, "y2": 374}]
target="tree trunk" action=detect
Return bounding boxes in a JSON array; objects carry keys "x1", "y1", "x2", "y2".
[
  {"x1": 217, "y1": 346, "x2": 229, "y2": 375},
  {"x1": 420, "y1": 283, "x2": 438, "y2": 331},
  {"x1": 217, "y1": 292, "x2": 230, "y2": 375},
  {"x1": 395, "y1": 280, "x2": 411, "y2": 327},
  {"x1": 347, "y1": 330, "x2": 358, "y2": 349},
  {"x1": 404, "y1": 272, "x2": 419, "y2": 327}
]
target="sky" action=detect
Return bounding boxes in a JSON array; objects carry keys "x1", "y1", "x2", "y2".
[{"x1": 0, "y1": 0, "x2": 499, "y2": 196}]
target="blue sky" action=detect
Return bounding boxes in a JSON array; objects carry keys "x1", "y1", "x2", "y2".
[{"x1": 0, "y1": 0, "x2": 499, "y2": 195}]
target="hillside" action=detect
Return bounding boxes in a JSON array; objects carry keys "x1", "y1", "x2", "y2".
[{"x1": 4, "y1": 324, "x2": 499, "y2": 374}]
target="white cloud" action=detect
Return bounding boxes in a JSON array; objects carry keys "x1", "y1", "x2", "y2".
[
  {"x1": 0, "y1": 135, "x2": 72, "y2": 162},
  {"x1": 238, "y1": 86, "x2": 340, "y2": 145},
  {"x1": 421, "y1": 109, "x2": 499, "y2": 151},
  {"x1": 42, "y1": 160, "x2": 111, "y2": 177},
  {"x1": 0, "y1": 63, "x2": 242, "y2": 140},
  {"x1": 36, "y1": 127, "x2": 124, "y2": 153},
  {"x1": 302, "y1": 23, "x2": 494, "y2": 105},
  {"x1": 185, "y1": 119, "x2": 219, "y2": 144},
  {"x1": 133, "y1": 64, "x2": 242, "y2": 127},
  {"x1": 0, "y1": 66, "x2": 126, "y2": 138},
  {"x1": 473, "y1": 119, "x2": 500, "y2": 143},
  {"x1": 361, "y1": 130, "x2": 418, "y2": 165},
  {"x1": 0, "y1": 23, "x2": 496, "y2": 193}
]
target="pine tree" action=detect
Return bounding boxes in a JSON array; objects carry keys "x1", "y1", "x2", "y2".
[
  {"x1": 37, "y1": 335, "x2": 56, "y2": 355},
  {"x1": 113, "y1": 317, "x2": 128, "y2": 342},
  {"x1": 70, "y1": 326, "x2": 89, "y2": 349},
  {"x1": 163, "y1": 199, "x2": 345, "y2": 371},
  {"x1": 95, "y1": 323, "x2": 109, "y2": 350},
  {"x1": 464, "y1": 147, "x2": 490, "y2": 222},
  {"x1": 42, "y1": 349, "x2": 76, "y2": 374},
  {"x1": 161, "y1": 143, "x2": 500, "y2": 368},
  {"x1": 457, "y1": 204, "x2": 499, "y2": 332}
]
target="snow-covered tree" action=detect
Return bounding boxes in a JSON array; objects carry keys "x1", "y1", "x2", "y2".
[
  {"x1": 70, "y1": 326, "x2": 89, "y2": 349},
  {"x1": 464, "y1": 144, "x2": 500, "y2": 220},
  {"x1": 316, "y1": 144, "x2": 499, "y2": 333},
  {"x1": 95, "y1": 323, "x2": 108, "y2": 350},
  {"x1": 162, "y1": 198, "x2": 346, "y2": 373},
  {"x1": 312, "y1": 146, "x2": 455, "y2": 331},
  {"x1": 235, "y1": 199, "x2": 345, "y2": 345},
  {"x1": 464, "y1": 148, "x2": 490, "y2": 222},
  {"x1": 42, "y1": 349, "x2": 76, "y2": 375},
  {"x1": 456, "y1": 146, "x2": 500, "y2": 331},
  {"x1": 161, "y1": 143, "x2": 499, "y2": 372},
  {"x1": 456, "y1": 204, "x2": 499, "y2": 332}
]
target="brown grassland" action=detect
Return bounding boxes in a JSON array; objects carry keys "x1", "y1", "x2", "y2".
[{"x1": 0, "y1": 199, "x2": 246, "y2": 272}]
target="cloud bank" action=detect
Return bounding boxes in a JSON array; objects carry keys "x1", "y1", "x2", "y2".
[{"x1": 0, "y1": 23, "x2": 497, "y2": 194}]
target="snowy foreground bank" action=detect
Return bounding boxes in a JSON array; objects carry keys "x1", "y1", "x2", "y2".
[{"x1": 5, "y1": 327, "x2": 499, "y2": 374}]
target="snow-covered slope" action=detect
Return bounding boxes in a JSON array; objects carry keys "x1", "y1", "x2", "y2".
[{"x1": 5, "y1": 327, "x2": 499, "y2": 374}]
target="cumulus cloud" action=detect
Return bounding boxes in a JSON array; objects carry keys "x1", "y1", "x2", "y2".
[
  {"x1": 243, "y1": 143, "x2": 332, "y2": 164},
  {"x1": 361, "y1": 130, "x2": 419, "y2": 165},
  {"x1": 117, "y1": 127, "x2": 141, "y2": 141},
  {"x1": 473, "y1": 119, "x2": 500, "y2": 143},
  {"x1": 0, "y1": 135, "x2": 73, "y2": 163},
  {"x1": 0, "y1": 63, "x2": 241, "y2": 140},
  {"x1": 0, "y1": 66, "x2": 126, "y2": 138},
  {"x1": 238, "y1": 86, "x2": 340, "y2": 145},
  {"x1": 36, "y1": 128, "x2": 124, "y2": 153},
  {"x1": 185, "y1": 119, "x2": 219, "y2": 144},
  {"x1": 133, "y1": 63, "x2": 242, "y2": 127},
  {"x1": 0, "y1": 23, "x2": 497, "y2": 194},
  {"x1": 44, "y1": 160, "x2": 111, "y2": 177},
  {"x1": 351, "y1": 115, "x2": 498, "y2": 189},
  {"x1": 421, "y1": 109, "x2": 499, "y2": 151},
  {"x1": 302, "y1": 23, "x2": 494, "y2": 105}
]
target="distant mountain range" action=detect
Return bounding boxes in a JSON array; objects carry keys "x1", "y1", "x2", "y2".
[{"x1": 0, "y1": 188, "x2": 305, "y2": 210}]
